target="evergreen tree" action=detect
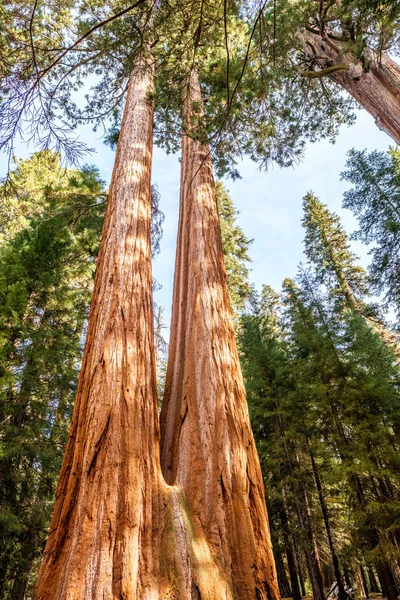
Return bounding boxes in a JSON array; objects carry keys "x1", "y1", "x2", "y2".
[
  {"x1": 216, "y1": 181, "x2": 254, "y2": 320},
  {"x1": 0, "y1": 152, "x2": 105, "y2": 599},
  {"x1": 239, "y1": 194, "x2": 400, "y2": 600},
  {"x1": 341, "y1": 147, "x2": 400, "y2": 318},
  {"x1": 273, "y1": 0, "x2": 400, "y2": 143},
  {"x1": 302, "y1": 192, "x2": 368, "y2": 312}
]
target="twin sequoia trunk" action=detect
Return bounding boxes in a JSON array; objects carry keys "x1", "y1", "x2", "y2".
[
  {"x1": 160, "y1": 69, "x2": 280, "y2": 600},
  {"x1": 35, "y1": 59, "x2": 280, "y2": 599},
  {"x1": 303, "y1": 31, "x2": 400, "y2": 144},
  {"x1": 34, "y1": 56, "x2": 165, "y2": 599}
]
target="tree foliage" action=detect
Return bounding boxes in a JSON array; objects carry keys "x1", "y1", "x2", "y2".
[
  {"x1": 240, "y1": 192, "x2": 400, "y2": 599},
  {"x1": 341, "y1": 147, "x2": 400, "y2": 319},
  {"x1": 0, "y1": 151, "x2": 106, "y2": 598}
]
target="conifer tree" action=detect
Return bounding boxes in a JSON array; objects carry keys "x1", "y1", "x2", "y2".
[
  {"x1": 160, "y1": 67, "x2": 280, "y2": 600},
  {"x1": 32, "y1": 8, "x2": 281, "y2": 593},
  {"x1": 302, "y1": 192, "x2": 367, "y2": 312},
  {"x1": 216, "y1": 181, "x2": 254, "y2": 321},
  {"x1": 341, "y1": 147, "x2": 400, "y2": 318},
  {"x1": 297, "y1": 0, "x2": 400, "y2": 143},
  {"x1": 0, "y1": 152, "x2": 105, "y2": 599}
]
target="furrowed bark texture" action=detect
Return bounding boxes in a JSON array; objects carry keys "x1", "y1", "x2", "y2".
[
  {"x1": 304, "y1": 31, "x2": 400, "y2": 145},
  {"x1": 34, "y1": 55, "x2": 170, "y2": 600},
  {"x1": 160, "y1": 69, "x2": 281, "y2": 600}
]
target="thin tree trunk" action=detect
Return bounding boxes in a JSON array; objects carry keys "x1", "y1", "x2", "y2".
[
  {"x1": 295, "y1": 550, "x2": 307, "y2": 597},
  {"x1": 368, "y1": 566, "x2": 380, "y2": 594},
  {"x1": 278, "y1": 418, "x2": 324, "y2": 600},
  {"x1": 279, "y1": 501, "x2": 302, "y2": 600},
  {"x1": 302, "y1": 30, "x2": 400, "y2": 144},
  {"x1": 377, "y1": 562, "x2": 398, "y2": 600},
  {"x1": 308, "y1": 445, "x2": 347, "y2": 600},
  {"x1": 10, "y1": 533, "x2": 34, "y2": 600},
  {"x1": 357, "y1": 566, "x2": 368, "y2": 599},
  {"x1": 286, "y1": 549, "x2": 302, "y2": 600},
  {"x1": 160, "y1": 68, "x2": 280, "y2": 600},
  {"x1": 344, "y1": 570, "x2": 352, "y2": 589},
  {"x1": 34, "y1": 52, "x2": 171, "y2": 600},
  {"x1": 302, "y1": 492, "x2": 325, "y2": 600},
  {"x1": 276, "y1": 549, "x2": 293, "y2": 599}
]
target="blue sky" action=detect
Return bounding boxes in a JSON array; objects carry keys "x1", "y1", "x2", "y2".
[{"x1": 3, "y1": 106, "x2": 393, "y2": 330}]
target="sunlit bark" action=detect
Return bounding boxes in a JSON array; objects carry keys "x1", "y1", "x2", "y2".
[
  {"x1": 302, "y1": 31, "x2": 400, "y2": 144},
  {"x1": 34, "y1": 53, "x2": 168, "y2": 599},
  {"x1": 160, "y1": 69, "x2": 281, "y2": 600}
]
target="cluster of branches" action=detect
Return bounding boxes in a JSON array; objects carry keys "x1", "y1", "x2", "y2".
[{"x1": 3, "y1": 0, "x2": 387, "y2": 180}]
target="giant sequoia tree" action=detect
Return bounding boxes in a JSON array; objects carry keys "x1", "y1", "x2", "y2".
[
  {"x1": 248, "y1": 0, "x2": 400, "y2": 145},
  {"x1": 31, "y1": 8, "x2": 281, "y2": 600},
  {"x1": 160, "y1": 69, "x2": 279, "y2": 599},
  {"x1": 296, "y1": 0, "x2": 400, "y2": 143}
]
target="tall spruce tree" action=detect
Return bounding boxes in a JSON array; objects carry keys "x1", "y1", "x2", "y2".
[
  {"x1": 341, "y1": 147, "x2": 400, "y2": 318},
  {"x1": 216, "y1": 181, "x2": 254, "y2": 320},
  {"x1": 302, "y1": 192, "x2": 368, "y2": 312}
]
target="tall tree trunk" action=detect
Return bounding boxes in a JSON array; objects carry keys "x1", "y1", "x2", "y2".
[
  {"x1": 276, "y1": 549, "x2": 293, "y2": 599},
  {"x1": 377, "y1": 561, "x2": 398, "y2": 600},
  {"x1": 367, "y1": 566, "x2": 380, "y2": 594},
  {"x1": 360, "y1": 564, "x2": 369, "y2": 598},
  {"x1": 34, "y1": 52, "x2": 172, "y2": 600},
  {"x1": 278, "y1": 415, "x2": 324, "y2": 600},
  {"x1": 308, "y1": 445, "x2": 347, "y2": 600},
  {"x1": 279, "y1": 500, "x2": 302, "y2": 600},
  {"x1": 296, "y1": 550, "x2": 307, "y2": 597},
  {"x1": 160, "y1": 68, "x2": 280, "y2": 600},
  {"x1": 301, "y1": 493, "x2": 325, "y2": 600},
  {"x1": 301, "y1": 30, "x2": 400, "y2": 145}
]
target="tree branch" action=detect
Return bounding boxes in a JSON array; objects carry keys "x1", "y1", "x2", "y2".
[{"x1": 300, "y1": 64, "x2": 348, "y2": 78}]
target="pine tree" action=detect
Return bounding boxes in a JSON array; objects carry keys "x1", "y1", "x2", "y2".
[
  {"x1": 0, "y1": 152, "x2": 105, "y2": 599},
  {"x1": 341, "y1": 147, "x2": 400, "y2": 318},
  {"x1": 302, "y1": 192, "x2": 368, "y2": 312}
]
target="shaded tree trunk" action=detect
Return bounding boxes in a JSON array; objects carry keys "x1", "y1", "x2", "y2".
[
  {"x1": 296, "y1": 551, "x2": 307, "y2": 597},
  {"x1": 344, "y1": 570, "x2": 352, "y2": 589},
  {"x1": 160, "y1": 68, "x2": 280, "y2": 600},
  {"x1": 279, "y1": 501, "x2": 302, "y2": 600},
  {"x1": 278, "y1": 422, "x2": 324, "y2": 600},
  {"x1": 276, "y1": 550, "x2": 293, "y2": 599},
  {"x1": 326, "y1": 395, "x2": 398, "y2": 600},
  {"x1": 9, "y1": 533, "x2": 34, "y2": 600},
  {"x1": 368, "y1": 566, "x2": 380, "y2": 594},
  {"x1": 302, "y1": 30, "x2": 400, "y2": 145},
  {"x1": 308, "y1": 445, "x2": 347, "y2": 600},
  {"x1": 301, "y1": 495, "x2": 325, "y2": 600},
  {"x1": 377, "y1": 562, "x2": 398, "y2": 600},
  {"x1": 359, "y1": 563, "x2": 369, "y2": 598}
]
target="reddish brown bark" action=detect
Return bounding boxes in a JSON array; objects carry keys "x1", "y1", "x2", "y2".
[
  {"x1": 34, "y1": 54, "x2": 169, "y2": 599},
  {"x1": 302, "y1": 31, "x2": 400, "y2": 144},
  {"x1": 160, "y1": 69, "x2": 281, "y2": 600}
]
